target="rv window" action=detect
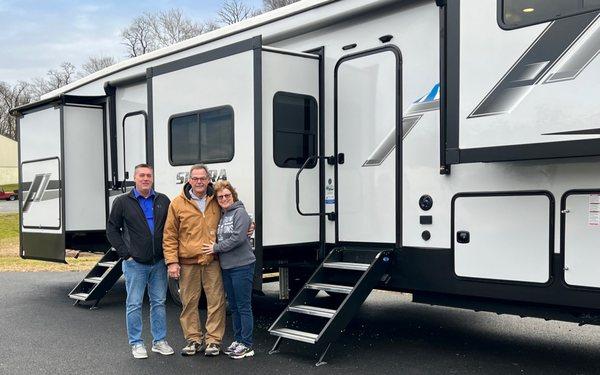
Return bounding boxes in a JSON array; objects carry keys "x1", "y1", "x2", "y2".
[
  {"x1": 169, "y1": 106, "x2": 234, "y2": 166},
  {"x1": 273, "y1": 92, "x2": 317, "y2": 169},
  {"x1": 500, "y1": 0, "x2": 600, "y2": 29}
]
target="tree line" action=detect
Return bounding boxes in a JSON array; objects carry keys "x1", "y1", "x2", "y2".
[{"x1": 0, "y1": 0, "x2": 298, "y2": 141}]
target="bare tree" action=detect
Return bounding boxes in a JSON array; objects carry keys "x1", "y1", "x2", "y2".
[
  {"x1": 29, "y1": 62, "x2": 77, "y2": 99},
  {"x1": 217, "y1": 0, "x2": 258, "y2": 25},
  {"x1": 148, "y1": 9, "x2": 204, "y2": 46},
  {"x1": 121, "y1": 9, "x2": 204, "y2": 57},
  {"x1": 263, "y1": 0, "x2": 300, "y2": 11},
  {"x1": 79, "y1": 55, "x2": 116, "y2": 77},
  {"x1": 121, "y1": 15, "x2": 156, "y2": 58},
  {"x1": 0, "y1": 81, "x2": 32, "y2": 140}
]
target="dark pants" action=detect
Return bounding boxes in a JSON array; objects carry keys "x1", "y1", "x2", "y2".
[{"x1": 221, "y1": 262, "x2": 255, "y2": 347}]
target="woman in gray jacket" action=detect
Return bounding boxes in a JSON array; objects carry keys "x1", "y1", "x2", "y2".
[{"x1": 202, "y1": 180, "x2": 255, "y2": 359}]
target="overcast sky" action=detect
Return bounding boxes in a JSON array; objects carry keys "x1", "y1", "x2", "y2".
[{"x1": 0, "y1": 0, "x2": 263, "y2": 84}]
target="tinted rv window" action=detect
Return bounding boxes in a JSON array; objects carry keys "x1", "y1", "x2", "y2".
[
  {"x1": 273, "y1": 92, "x2": 317, "y2": 168},
  {"x1": 501, "y1": 0, "x2": 600, "y2": 29},
  {"x1": 169, "y1": 106, "x2": 234, "y2": 166}
]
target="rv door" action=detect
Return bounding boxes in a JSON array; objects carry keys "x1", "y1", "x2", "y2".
[
  {"x1": 335, "y1": 47, "x2": 402, "y2": 245},
  {"x1": 19, "y1": 107, "x2": 65, "y2": 262}
]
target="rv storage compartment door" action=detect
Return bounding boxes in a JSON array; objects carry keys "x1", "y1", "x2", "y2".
[
  {"x1": 19, "y1": 107, "x2": 65, "y2": 263},
  {"x1": 453, "y1": 193, "x2": 551, "y2": 283},
  {"x1": 563, "y1": 192, "x2": 600, "y2": 288},
  {"x1": 261, "y1": 47, "x2": 319, "y2": 246},
  {"x1": 445, "y1": 0, "x2": 600, "y2": 163}
]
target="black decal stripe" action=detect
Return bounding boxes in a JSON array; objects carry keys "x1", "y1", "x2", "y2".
[
  {"x1": 543, "y1": 128, "x2": 600, "y2": 135},
  {"x1": 469, "y1": 11, "x2": 600, "y2": 118},
  {"x1": 21, "y1": 180, "x2": 60, "y2": 191},
  {"x1": 544, "y1": 15, "x2": 600, "y2": 83},
  {"x1": 22, "y1": 175, "x2": 46, "y2": 212}
]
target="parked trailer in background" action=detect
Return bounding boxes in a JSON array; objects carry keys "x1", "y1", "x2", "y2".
[{"x1": 11, "y1": 0, "x2": 600, "y2": 365}]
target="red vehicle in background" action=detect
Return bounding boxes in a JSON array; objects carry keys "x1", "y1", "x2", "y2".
[{"x1": 0, "y1": 187, "x2": 17, "y2": 201}]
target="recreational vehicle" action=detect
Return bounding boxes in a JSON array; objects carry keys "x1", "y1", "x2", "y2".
[{"x1": 10, "y1": 0, "x2": 600, "y2": 365}]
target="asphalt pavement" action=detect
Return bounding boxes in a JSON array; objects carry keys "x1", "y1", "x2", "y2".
[
  {"x1": 0, "y1": 200, "x2": 18, "y2": 213},
  {"x1": 1, "y1": 272, "x2": 599, "y2": 374}
]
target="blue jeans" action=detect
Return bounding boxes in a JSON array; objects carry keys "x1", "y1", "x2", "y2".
[
  {"x1": 122, "y1": 259, "x2": 167, "y2": 346},
  {"x1": 222, "y1": 262, "x2": 255, "y2": 347}
]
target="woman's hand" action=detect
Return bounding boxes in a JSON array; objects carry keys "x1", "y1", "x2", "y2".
[
  {"x1": 247, "y1": 222, "x2": 256, "y2": 237},
  {"x1": 201, "y1": 241, "x2": 216, "y2": 255}
]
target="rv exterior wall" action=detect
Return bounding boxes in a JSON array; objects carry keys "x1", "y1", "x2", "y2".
[
  {"x1": 151, "y1": 50, "x2": 256, "y2": 214},
  {"x1": 63, "y1": 105, "x2": 106, "y2": 231},
  {"x1": 19, "y1": 107, "x2": 63, "y2": 235}
]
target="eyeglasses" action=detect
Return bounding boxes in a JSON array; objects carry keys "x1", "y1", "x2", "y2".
[
  {"x1": 191, "y1": 176, "x2": 209, "y2": 182},
  {"x1": 217, "y1": 193, "x2": 232, "y2": 200}
]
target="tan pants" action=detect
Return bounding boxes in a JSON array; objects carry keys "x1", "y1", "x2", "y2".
[{"x1": 179, "y1": 261, "x2": 226, "y2": 344}]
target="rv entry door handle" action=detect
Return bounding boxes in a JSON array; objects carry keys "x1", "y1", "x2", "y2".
[
  {"x1": 295, "y1": 155, "x2": 336, "y2": 218},
  {"x1": 337, "y1": 153, "x2": 345, "y2": 165}
]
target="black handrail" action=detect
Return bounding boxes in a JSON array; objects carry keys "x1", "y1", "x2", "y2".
[{"x1": 295, "y1": 155, "x2": 335, "y2": 217}]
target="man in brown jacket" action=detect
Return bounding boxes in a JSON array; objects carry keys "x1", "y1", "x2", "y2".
[{"x1": 163, "y1": 164, "x2": 225, "y2": 356}]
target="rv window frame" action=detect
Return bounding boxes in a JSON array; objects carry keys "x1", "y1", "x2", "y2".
[
  {"x1": 122, "y1": 111, "x2": 148, "y2": 185},
  {"x1": 497, "y1": 0, "x2": 600, "y2": 30},
  {"x1": 167, "y1": 105, "x2": 235, "y2": 166},
  {"x1": 272, "y1": 91, "x2": 318, "y2": 169}
]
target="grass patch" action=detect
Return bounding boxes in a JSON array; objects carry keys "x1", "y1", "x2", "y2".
[
  {"x1": 0, "y1": 183, "x2": 18, "y2": 192},
  {"x1": 0, "y1": 254, "x2": 101, "y2": 272},
  {"x1": 0, "y1": 213, "x2": 19, "y2": 241},
  {"x1": 0, "y1": 212, "x2": 101, "y2": 272}
]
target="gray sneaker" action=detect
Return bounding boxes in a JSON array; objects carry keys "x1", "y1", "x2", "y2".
[
  {"x1": 224, "y1": 341, "x2": 241, "y2": 355},
  {"x1": 204, "y1": 342, "x2": 220, "y2": 356},
  {"x1": 181, "y1": 340, "x2": 205, "y2": 356},
  {"x1": 131, "y1": 343, "x2": 148, "y2": 359},
  {"x1": 229, "y1": 343, "x2": 254, "y2": 359},
  {"x1": 152, "y1": 340, "x2": 174, "y2": 355}
]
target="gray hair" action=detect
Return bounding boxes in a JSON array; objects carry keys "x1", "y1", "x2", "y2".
[{"x1": 189, "y1": 164, "x2": 209, "y2": 176}]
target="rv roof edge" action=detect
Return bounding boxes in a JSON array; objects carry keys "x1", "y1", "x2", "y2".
[
  {"x1": 9, "y1": 95, "x2": 107, "y2": 117},
  {"x1": 103, "y1": 73, "x2": 147, "y2": 93}
]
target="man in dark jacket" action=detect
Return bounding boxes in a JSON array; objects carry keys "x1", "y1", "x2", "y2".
[{"x1": 106, "y1": 164, "x2": 174, "y2": 359}]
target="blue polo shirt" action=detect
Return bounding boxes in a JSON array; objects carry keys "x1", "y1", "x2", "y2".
[{"x1": 133, "y1": 188, "x2": 155, "y2": 233}]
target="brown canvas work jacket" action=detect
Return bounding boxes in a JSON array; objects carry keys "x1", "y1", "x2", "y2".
[{"x1": 163, "y1": 183, "x2": 221, "y2": 265}]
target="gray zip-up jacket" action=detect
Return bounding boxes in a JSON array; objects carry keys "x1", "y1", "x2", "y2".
[{"x1": 213, "y1": 200, "x2": 255, "y2": 270}]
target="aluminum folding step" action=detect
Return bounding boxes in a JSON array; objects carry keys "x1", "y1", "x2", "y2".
[
  {"x1": 69, "y1": 293, "x2": 90, "y2": 301},
  {"x1": 289, "y1": 305, "x2": 336, "y2": 318},
  {"x1": 322, "y1": 261, "x2": 369, "y2": 271},
  {"x1": 305, "y1": 282, "x2": 353, "y2": 294},
  {"x1": 98, "y1": 261, "x2": 118, "y2": 268},
  {"x1": 269, "y1": 247, "x2": 393, "y2": 366},
  {"x1": 270, "y1": 328, "x2": 318, "y2": 344},
  {"x1": 68, "y1": 248, "x2": 123, "y2": 309}
]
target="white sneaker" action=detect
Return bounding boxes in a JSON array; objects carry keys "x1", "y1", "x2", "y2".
[
  {"x1": 224, "y1": 341, "x2": 241, "y2": 355},
  {"x1": 229, "y1": 343, "x2": 255, "y2": 359},
  {"x1": 152, "y1": 340, "x2": 175, "y2": 355},
  {"x1": 131, "y1": 343, "x2": 148, "y2": 359}
]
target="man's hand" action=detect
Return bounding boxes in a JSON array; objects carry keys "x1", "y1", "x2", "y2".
[
  {"x1": 168, "y1": 263, "x2": 180, "y2": 279},
  {"x1": 247, "y1": 222, "x2": 256, "y2": 237}
]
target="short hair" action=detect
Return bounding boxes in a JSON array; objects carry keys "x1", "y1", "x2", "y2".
[
  {"x1": 189, "y1": 163, "x2": 209, "y2": 176},
  {"x1": 134, "y1": 163, "x2": 153, "y2": 173},
  {"x1": 213, "y1": 180, "x2": 239, "y2": 202}
]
